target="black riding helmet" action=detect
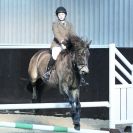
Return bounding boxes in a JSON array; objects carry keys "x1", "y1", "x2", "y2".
[{"x1": 56, "y1": 7, "x2": 67, "y2": 16}]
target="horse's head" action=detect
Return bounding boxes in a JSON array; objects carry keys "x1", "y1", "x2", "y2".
[{"x1": 70, "y1": 36, "x2": 91, "y2": 75}]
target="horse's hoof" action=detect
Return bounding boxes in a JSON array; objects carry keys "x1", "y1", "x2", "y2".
[{"x1": 74, "y1": 123, "x2": 80, "y2": 130}]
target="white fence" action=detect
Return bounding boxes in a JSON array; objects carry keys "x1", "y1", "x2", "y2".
[
  {"x1": 109, "y1": 44, "x2": 133, "y2": 128},
  {"x1": 0, "y1": 44, "x2": 133, "y2": 129}
]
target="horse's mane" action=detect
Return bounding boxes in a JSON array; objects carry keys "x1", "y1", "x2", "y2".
[
  {"x1": 59, "y1": 35, "x2": 89, "y2": 59},
  {"x1": 70, "y1": 35, "x2": 88, "y2": 50},
  {"x1": 59, "y1": 36, "x2": 84, "y2": 55}
]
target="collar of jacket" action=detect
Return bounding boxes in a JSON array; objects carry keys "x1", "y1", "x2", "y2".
[{"x1": 58, "y1": 20, "x2": 67, "y2": 26}]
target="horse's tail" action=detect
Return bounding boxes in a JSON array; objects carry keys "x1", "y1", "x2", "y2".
[{"x1": 26, "y1": 79, "x2": 44, "y2": 93}]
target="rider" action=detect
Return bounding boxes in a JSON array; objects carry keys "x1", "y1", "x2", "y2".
[{"x1": 43, "y1": 6, "x2": 76, "y2": 81}]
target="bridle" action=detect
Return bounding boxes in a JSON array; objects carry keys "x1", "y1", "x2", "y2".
[{"x1": 71, "y1": 48, "x2": 88, "y2": 73}]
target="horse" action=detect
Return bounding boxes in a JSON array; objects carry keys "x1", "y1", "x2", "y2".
[{"x1": 28, "y1": 35, "x2": 91, "y2": 130}]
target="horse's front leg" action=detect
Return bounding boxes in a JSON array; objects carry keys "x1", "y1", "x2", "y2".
[
  {"x1": 66, "y1": 90, "x2": 80, "y2": 130},
  {"x1": 71, "y1": 89, "x2": 81, "y2": 130},
  {"x1": 60, "y1": 83, "x2": 80, "y2": 130},
  {"x1": 75, "y1": 98, "x2": 81, "y2": 130}
]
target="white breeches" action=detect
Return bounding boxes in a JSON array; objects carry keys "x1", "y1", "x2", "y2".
[{"x1": 52, "y1": 46, "x2": 62, "y2": 60}]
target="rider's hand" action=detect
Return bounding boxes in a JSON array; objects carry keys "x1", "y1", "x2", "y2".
[
  {"x1": 61, "y1": 39, "x2": 68, "y2": 45},
  {"x1": 61, "y1": 44, "x2": 66, "y2": 49},
  {"x1": 60, "y1": 40, "x2": 64, "y2": 44}
]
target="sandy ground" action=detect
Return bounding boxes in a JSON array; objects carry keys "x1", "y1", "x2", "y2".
[{"x1": 0, "y1": 114, "x2": 109, "y2": 133}]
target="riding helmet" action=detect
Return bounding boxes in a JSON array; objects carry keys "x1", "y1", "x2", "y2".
[{"x1": 56, "y1": 7, "x2": 67, "y2": 16}]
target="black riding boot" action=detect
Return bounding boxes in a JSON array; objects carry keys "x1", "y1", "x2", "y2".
[{"x1": 43, "y1": 57, "x2": 55, "y2": 81}]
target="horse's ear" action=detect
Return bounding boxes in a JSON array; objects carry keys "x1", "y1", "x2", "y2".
[{"x1": 87, "y1": 40, "x2": 92, "y2": 48}]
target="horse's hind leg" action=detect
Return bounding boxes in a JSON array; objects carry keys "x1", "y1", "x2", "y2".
[
  {"x1": 31, "y1": 82, "x2": 37, "y2": 103},
  {"x1": 29, "y1": 66, "x2": 39, "y2": 103},
  {"x1": 31, "y1": 80, "x2": 41, "y2": 114}
]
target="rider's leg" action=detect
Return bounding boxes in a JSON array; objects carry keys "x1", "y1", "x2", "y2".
[
  {"x1": 43, "y1": 46, "x2": 62, "y2": 81},
  {"x1": 52, "y1": 46, "x2": 62, "y2": 60}
]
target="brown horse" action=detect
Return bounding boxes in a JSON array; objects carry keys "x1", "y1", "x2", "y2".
[{"x1": 28, "y1": 35, "x2": 91, "y2": 130}]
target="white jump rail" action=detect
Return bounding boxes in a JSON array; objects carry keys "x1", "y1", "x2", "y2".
[{"x1": 0, "y1": 101, "x2": 110, "y2": 110}]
